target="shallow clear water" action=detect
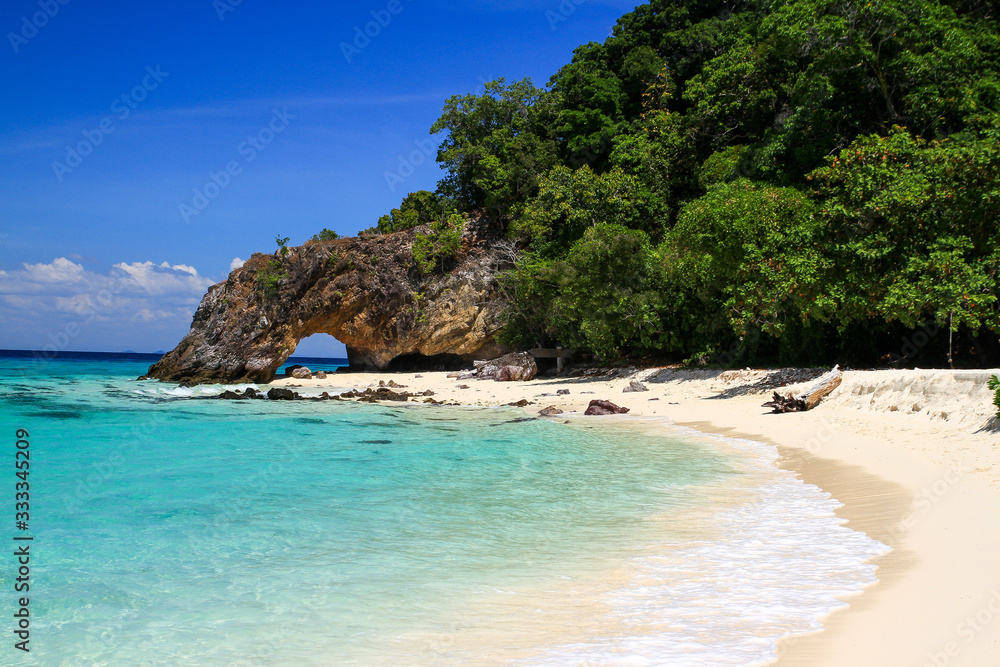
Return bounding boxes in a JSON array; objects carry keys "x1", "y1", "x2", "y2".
[{"x1": 0, "y1": 353, "x2": 888, "y2": 666}]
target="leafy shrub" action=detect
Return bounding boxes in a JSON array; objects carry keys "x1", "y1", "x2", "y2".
[
  {"x1": 989, "y1": 375, "x2": 1000, "y2": 418},
  {"x1": 502, "y1": 224, "x2": 669, "y2": 358},
  {"x1": 666, "y1": 179, "x2": 820, "y2": 338},
  {"x1": 365, "y1": 191, "x2": 448, "y2": 235},
  {"x1": 256, "y1": 236, "x2": 289, "y2": 299},
  {"x1": 413, "y1": 213, "x2": 465, "y2": 274},
  {"x1": 697, "y1": 145, "x2": 750, "y2": 189},
  {"x1": 510, "y1": 165, "x2": 651, "y2": 254},
  {"x1": 309, "y1": 229, "x2": 340, "y2": 242},
  {"x1": 256, "y1": 259, "x2": 284, "y2": 299},
  {"x1": 275, "y1": 236, "x2": 290, "y2": 257}
]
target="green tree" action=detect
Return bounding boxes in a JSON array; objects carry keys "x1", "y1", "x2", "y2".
[
  {"x1": 431, "y1": 78, "x2": 558, "y2": 222},
  {"x1": 804, "y1": 128, "x2": 1000, "y2": 332},
  {"x1": 666, "y1": 179, "x2": 821, "y2": 340},
  {"x1": 510, "y1": 165, "x2": 651, "y2": 254},
  {"x1": 505, "y1": 224, "x2": 668, "y2": 358},
  {"x1": 368, "y1": 190, "x2": 448, "y2": 235},
  {"x1": 309, "y1": 229, "x2": 340, "y2": 242}
]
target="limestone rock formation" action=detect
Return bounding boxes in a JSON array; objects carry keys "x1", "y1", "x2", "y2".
[{"x1": 146, "y1": 217, "x2": 511, "y2": 385}]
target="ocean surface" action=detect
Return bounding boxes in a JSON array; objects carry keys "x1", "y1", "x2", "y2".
[{"x1": 0, "y1": 351, "x2": 889, "y2": 666}]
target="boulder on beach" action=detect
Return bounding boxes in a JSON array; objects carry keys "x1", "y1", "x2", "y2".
[
  {"x1": 585, "y1": 400, "x2": 630, "y2": 415},
  {"x1": 623, "y1": 380, "x2": 648, "y2": 393},
  {"x1": 315, "y1": 370, "x2": 328, "y2": 379},
  {"x1": 538, "y1": 405, "x2": 563, "y2": 417},
  {"x1": 473, "y1": 352, "x2": 537, "y2": 382},
  {"x1": 290, "y1": 366, "x2": 312, "y2": 379}
]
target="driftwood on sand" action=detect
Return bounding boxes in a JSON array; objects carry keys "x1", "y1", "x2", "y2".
[{"x1": 763, "y1": 365, "x2": 843, "y2": 413}]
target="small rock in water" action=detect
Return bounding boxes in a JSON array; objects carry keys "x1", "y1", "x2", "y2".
[
  {"x1": 538, "y1": 405, "x2": 563, "y2": 417},
  {"x1": 216, "y1": 390, "x2": 246, "y2": 400},
  {"x1": 267, "y1": 388, "x2": 297, "y2": 401}
]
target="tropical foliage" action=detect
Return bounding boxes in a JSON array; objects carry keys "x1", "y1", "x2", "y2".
[{"x1": 370, "y1": 0, "x2": 1000, "y2": 366}]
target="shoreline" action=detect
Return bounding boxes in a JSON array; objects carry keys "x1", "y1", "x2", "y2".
[{"x1": 270, "y1": 367, "x2": 1000, "y2": 665}]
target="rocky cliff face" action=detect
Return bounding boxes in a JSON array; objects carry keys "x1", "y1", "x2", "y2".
[{"x1": 146, "y1": 218, "x2": 511, "y2": 385}]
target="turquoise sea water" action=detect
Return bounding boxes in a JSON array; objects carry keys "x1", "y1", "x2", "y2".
[{"x1": 0, "y1": 353, "x2": 888, "y2": 666}]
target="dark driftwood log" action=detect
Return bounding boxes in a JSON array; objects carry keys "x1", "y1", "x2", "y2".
[
  {"x1": 763, "y1": 365, "x2": 843, "y2": 413},
  {"x1": 763, "y1": 392, "x2": 808, "y2": 413}
]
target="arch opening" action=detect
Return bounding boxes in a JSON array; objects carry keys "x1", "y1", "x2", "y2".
[{"x1": 278, "y1": 333, "x2": 348, "y2": 376}]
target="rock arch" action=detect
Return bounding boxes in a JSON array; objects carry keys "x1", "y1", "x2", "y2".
[{"x1": 146, "y1": 225, "x2": 508, "y2": 385}]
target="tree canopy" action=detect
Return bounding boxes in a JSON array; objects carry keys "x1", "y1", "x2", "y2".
[{"x1": 363, "y1": 0, "x2": 1000, "y2": 367}]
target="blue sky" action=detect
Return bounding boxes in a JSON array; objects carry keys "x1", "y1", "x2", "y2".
[{"x1": 0, "y1": 0, "x2": 641, "y2": 356}]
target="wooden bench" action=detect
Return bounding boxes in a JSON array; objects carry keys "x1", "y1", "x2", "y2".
[{"x1": 528, "y1": 347, "x2": 575, "y2": 373}]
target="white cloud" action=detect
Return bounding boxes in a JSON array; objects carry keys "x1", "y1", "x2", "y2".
[
  {"x1": 161, "y1": 261, "x2": 199, "y2": 276},
  {"x1": 0, "y1": 257, "x2": 220, "y2": 343},
  {"x1": 112, "y1": 261, "x2": 215, "y2": 297},
  {"x1": 230, "y1": 257, "x2": 245, "y2": 271},
  {"x1": 21, "y1": 257, "x2": 86, "y2": 284}
]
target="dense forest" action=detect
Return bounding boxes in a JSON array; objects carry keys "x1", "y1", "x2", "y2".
[{"x1": 361, "y1": 0, "x2": 1000, "y2": 368}]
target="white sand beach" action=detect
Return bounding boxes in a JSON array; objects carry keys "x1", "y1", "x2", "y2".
[{"x1": 272, "y1": 367, "x2": 1000, "y2": 666}]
